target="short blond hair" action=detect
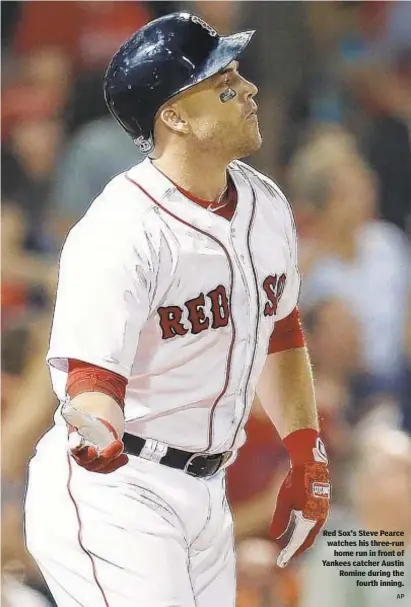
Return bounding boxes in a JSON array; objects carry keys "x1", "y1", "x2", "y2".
[{"x1": 287, "y1": 125, "x2": 365, "y2": 208}]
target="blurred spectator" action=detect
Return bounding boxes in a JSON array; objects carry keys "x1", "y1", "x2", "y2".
[
  {"x1": 2, "y1": 199, "x2": 57, "y2": 328},
  {"x1": 2, "y1": 47, "x2": 70, "y2": 252},
  {"x1": 10, "y1": 1, "x2": 152, "y2": 134},
  {"x1": 2, "y1": 48, "x2": 72, "y2": 142},
  {"x1": 227, "y1": 398, "x2": 286, "y2": 541},
  {"x1": 2, "y1": 117, "x2": 64, "y2": 251},
  {"x1": 50, "y1": 117, "x2": 145, "y2": 241},
  {"x1": 238, "y1": 1, "x2": 315, "y2": 176},
  {"x1": 345, "y1": 2, "x2": 411, "y2": 236},
  {"x1": 227, "y1": 399, "x2": 301, "y2": 607},
  {"x1": 2, "y1": 198, "x2": 57, "y2": 419},
  {"x1": 302, "y1": 299, "x2": 358, "y2": 495},
  {"x1": 289, "y1": 127, "x2": 411, "y2": 408},
  {"x1": 277, "y1": 2, "x2": 364, "y2": 174},
  {"x1": 366, "y1": 109, "x2": 411, "y2": 237},
  {"x1": 12, "y1": 1, "x2": 151, "y2": 73},
  {"x1": 236, "y1": 537, "x2": 300, "y2": 607},
  {"x1": 2, "y1": 202, "x2": 30, "y2": 327},
  {"x1": 300, "y1": 425, "x2": 411, "y2": 607},
  {"x1": 2, "y1": 314, "x2": 58, "y2": 607},
  {"x1": 185, "y1": 1, "x2": 241, "y2": 34},
  {"x1": 279, "y1": 2, "x2": 411, "y2": 238},
  {"x1": 2, "y1": 313, "x2": 57, "y2": 481}
]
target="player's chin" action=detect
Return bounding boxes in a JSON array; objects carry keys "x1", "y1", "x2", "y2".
[
  {"x1": 241, "y1": 128, "x2": 262, "y2": 156},
  {"x1": 251, "y1": 130, "x2": 263, "y2": 152}
]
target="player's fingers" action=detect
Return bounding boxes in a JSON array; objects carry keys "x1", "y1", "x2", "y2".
[
  {"x1": 82, "y1": 441, "x2": 124, "y2": 471},
  {"x1": 75, "y1": 443, "x2": 122, "y2": 470},
  {"x1": 68, "y1": 431, "x2": 100, "y2": 463},
  {"x1": 70, "y1": 439, "x2": 124, "y2": 469},
  {"x1": 292, "y1": 518, "x2": 325, "y2": 559},
  {"x1": 99, "y1": 440, "x2": 124, "y2": 460},
  {"x1": 276, "y1": 510, "x2": 316, "y2": 568},
  {"x1": 85, "y1": 453, "x2": 129, "y2": 474},
  {"x1": 94, "y1": 454, "x2": 129, "y2": 474},
  {"x1": 71, "y1": 444, "x2": 99, "y2": 465}
]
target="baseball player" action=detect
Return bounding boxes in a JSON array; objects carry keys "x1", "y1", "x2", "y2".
[{"x1": 24, "y1": 13, "x2": 331, "y2": 607}]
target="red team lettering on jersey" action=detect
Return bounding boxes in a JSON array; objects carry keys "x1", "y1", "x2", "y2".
[
  {"x1": 263, "y1": 273, "x2": 287, "y2": 316},
  {"x1": 157, "y1": 276, "x2": 290, "y2": 339},
  {"x1": 158, "y1": 284, "x2": 230, "y2": 339}
]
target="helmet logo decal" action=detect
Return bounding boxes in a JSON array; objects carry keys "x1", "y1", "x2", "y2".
[
  {"x1": 134, "y1": 135, "x2": 153, "y2": 153},
  {"x1": 191, "y1": 15, "x2": 217, "y2": 37},
  {"x1": 220, "y1": 88, "x2": 237, "y2": 103}
]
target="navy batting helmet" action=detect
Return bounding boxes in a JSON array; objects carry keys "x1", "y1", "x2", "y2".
[{"x1": 103, "y1": 12, "x2": 255, "y2": 153}]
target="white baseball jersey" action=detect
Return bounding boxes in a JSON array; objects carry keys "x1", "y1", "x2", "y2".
[{"x1": 48, "y1": 158, "x2": 300, "y2": 454}]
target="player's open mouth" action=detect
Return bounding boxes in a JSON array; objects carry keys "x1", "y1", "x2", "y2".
[{"x1": 246, "y1": 105, "x2": 258, "y2": 119}]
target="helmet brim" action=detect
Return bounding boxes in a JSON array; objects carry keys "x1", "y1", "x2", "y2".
[
  {"x1": 176, "y1": 30, "x2": 256, "y2": 96},
  {"x1": 204, "y1": 30, "x2": 256, "y2": 74}
]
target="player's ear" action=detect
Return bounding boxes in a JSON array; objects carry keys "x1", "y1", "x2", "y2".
[{"x1": 158, "y1": 104, "x2": 189, "y2": 135}]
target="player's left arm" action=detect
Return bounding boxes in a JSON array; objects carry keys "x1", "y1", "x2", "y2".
[
  {"x1": 258, "y1": 309, "x2": 318, "y2": 437},
  {"x1": 256, "y1": 186, "x2": 330, "y2": 568},
  {"x1": 257, "y1": 313, "x2": 330, "y2": 569}
]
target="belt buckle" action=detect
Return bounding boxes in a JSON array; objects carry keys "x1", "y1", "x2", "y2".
[
  {"x1": 184, "y1": 452, "x2": 231, "y2": 477},
  {"x1": 184, "y1": 453, "x2": 208, "y2": 477}
]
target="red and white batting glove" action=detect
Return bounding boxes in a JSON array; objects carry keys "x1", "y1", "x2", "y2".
[
  {"x1": 270, "y1": 428, "x2": 330, "y2": 568},
  {"x1": 62, "y1": 403, "x2": 128, "y2": 474}
]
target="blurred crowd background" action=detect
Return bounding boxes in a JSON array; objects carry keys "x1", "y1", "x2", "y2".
[{"x1": 1, "y1": 2, "x2": 411, "y2": 607}]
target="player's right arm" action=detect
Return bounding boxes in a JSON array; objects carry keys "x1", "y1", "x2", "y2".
[
  {"x1": 62, "y1": 359, "x2": 129, "y2": 473},
  {"x1": 48, "y1": 187, "x2": 156, "y2": 471}
]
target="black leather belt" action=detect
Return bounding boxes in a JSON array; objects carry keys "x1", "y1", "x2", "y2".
[{"x1": 123, "y1": 432, "x2": 231, "y2": 478}]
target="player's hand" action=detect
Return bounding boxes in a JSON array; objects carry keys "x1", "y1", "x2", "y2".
[
  {"x1": 270, "y1": 428, "x2": 330, "y2": 568},
  {"x1": 62, "y1": 403, "x2": 128, "y2": 473}
]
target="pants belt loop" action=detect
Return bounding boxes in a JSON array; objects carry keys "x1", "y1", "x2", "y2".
[{"x1": 139, "y1": 439, "x2": 169, "y2": 463}]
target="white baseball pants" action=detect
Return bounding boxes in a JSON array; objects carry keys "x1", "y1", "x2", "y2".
[{"x1": 24, "y1": 425, "x2": 236, "y2": 607}]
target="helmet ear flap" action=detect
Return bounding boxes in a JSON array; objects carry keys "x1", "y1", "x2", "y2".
[{"x1": 133, "y1": 135, "x2": 154, "y2": 154}]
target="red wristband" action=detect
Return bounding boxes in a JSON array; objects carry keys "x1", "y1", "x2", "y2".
[
  {"x1": 283, "y1": 428, "x2": 321, "y2": 466},
  {"x1": 67, "y1": 359, "x2": 127, "y2": 409}
]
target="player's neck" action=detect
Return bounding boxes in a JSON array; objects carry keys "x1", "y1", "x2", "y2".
[{"x1": 151, "y1": 146, "x2": 229, "y2": 202}]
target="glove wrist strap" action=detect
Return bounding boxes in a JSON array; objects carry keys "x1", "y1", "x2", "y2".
[{"x1": 283, "y1": 428, "x2": 321, "y2": 466}]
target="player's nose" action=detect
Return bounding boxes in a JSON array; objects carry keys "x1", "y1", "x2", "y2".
[{"x1": 244, "y1": 77, "x2": 258, "y2": 98}]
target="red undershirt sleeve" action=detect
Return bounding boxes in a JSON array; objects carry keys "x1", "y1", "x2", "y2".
[
  {"x1": 268, "y1": 307, "x2": 305, "y2": 355},
  {"x1": 66, "y1": 359, "x2": 128, "y2": 409}
]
